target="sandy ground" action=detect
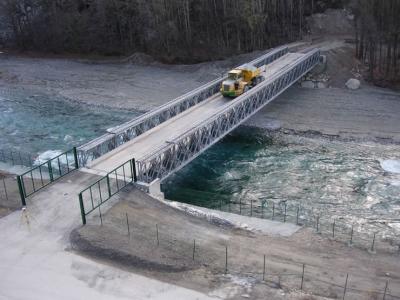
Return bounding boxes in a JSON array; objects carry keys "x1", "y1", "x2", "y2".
[
  {"x1": 71, "y1": 186, "x2": 400, "y2": 299},
  {"x1": 246, "y1": 86, "x2": 400, "y2": 143},
  {"x1": 0, "y1": 48, "x2": 272, "y2": 111}
]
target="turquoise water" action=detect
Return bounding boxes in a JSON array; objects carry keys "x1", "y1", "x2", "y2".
[
  {"x1": 162, "y1": 130, "x2": 400, "y2": 237},
  {"x1": 0, "y1": 88, "x2": 138, "y2": 154}
]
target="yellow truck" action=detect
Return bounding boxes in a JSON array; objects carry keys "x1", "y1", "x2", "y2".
[{"x1": 220, "y1": 64, "x2": 264, "y2": 97}]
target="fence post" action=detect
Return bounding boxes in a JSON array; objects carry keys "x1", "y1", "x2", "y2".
[
  {"x1": 250, "y1": 199, "x2": 253, "y2": 217},
  {"x1": 126, "y1": 213, "x2": 130, "y2": 237},
  {"x1": 370, "y1": 232, "x2": 376, "y2": 253},
  {"x1": 78, "y1": 193, "x2": 86, "y2": 225},
  {"x1": 272, "y1": 202, "x2": 275, "y2": 220},
  {"x1": 17, "y1": 175, "x2": 26, "y2": 206},
  {"x1": 296, "y1": 206, "x2": 300, "y2": 225},
  {"x1": 106, "y1": 175, "x2": 112, "y2": 198},
  {"x1": 2, "y1": 178, "x2": 8, "y2": 201},
  {"x1": 99, "y1": 205, "x2": 103, "y2": 226},
  {"x1": 343, "y1": 274, "x2": 349, "y2": 300},
  {"x1": 47, "y1": 161, "x2": 54, "y2": 182},
  {"x1": 316, "y1": 216, "x2": 320, "y2": 233},
  {"x1": 332, "y1": 219, "x2": 336, "y2": 238},
  {"x1": 283, "y1": 202, "x2": 287, "y2": 222},
  {"x1": 225, "y1": 245, "x2": 228, "y2": 274},
  {"x1": 301, "y1": 264, "x2": 305, "y2": 290},
  {"x1": 73, "y1": 147, "x2": 79, "y2": 169},
  {"x1": 383, "y1": 281, "x2": 388, "y2": 300},
  {"x1": 193, "y1": 239, "x2": 196, "y2": 261},
  {"x1": 131, "y1": 158, "x2": 137, "y2": 182},
  {"x1": 349, "y1": 226, "x2": 354, "y2": 246},
  {"x1": 156, "y1": 224, "x2": 159, "y2": 246},
  {"x1": 261, "y1": 202, "x2": 264, "y2": 219},
  {"x1": 263, "y1": 254, "x2": 266, "y2": 281}
]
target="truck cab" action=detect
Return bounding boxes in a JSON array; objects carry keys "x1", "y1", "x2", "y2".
[
  {"x1": 220, "y1": 65, "x2": 263, "y2": 98},
  {"x1": 221, "y1": 70, "x2": 244, "y2": 97}
]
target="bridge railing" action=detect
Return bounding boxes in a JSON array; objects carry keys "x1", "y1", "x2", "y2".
[
  {"x1": 77, "y1": 46, "x2": 289, "y2": 167},
  {"x1": 17, "y1": 148, "x2": 79, "y2": 206},
  {"x1": 136, "y1": 49, "x2": 321, "y2": 183},
  {"x1": 78, "y1": 158, "x2": 137, "y2": 224}
]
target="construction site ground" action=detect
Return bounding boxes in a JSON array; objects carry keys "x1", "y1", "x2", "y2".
[{"x1": 0, "y1": 169, "x2": 399, "y2": 299}]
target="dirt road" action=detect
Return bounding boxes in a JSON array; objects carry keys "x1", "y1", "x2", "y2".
[{"x1": 0, "y1": 171, "x2": 218, "y2": 300}]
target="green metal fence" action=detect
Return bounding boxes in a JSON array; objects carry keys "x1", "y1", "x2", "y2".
[
  {"x1": 78, "y1": 158, "x2": 137, "y2": 225},
  {"x1": 17, "y1": 147, "x2": 79, "y2": 206}
]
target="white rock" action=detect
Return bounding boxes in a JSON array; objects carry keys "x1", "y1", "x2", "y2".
[
  {"x1": 301, "y1": 80, "x2": 315, "y2": 88},
  {"x1": 380, "y1": 160, "x2": 400, "y2": 174},
  {"x1": 316, "y1": 82, "x2": 327, "y2": 89},
  {"x1": 345, "y1": 78, "x2": 360, "y2": 90}
]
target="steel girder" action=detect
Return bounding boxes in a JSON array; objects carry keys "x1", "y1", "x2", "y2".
[
  {"x1": 136, "y1": 49, "x2": 321, "y2": 183},
  {"x1": 76, "y1": 46, "x2": 289, "y2": 167}
]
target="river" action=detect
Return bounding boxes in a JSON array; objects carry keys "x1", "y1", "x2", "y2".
[{"x1": 1, "y1": 88, "x2": 399, "y2": 240}]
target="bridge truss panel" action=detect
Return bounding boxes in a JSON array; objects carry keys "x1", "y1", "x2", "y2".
[
  {"x1": 77, "y1": 46, "x2": 289, "y2": 166},
  {"x1": 136, "y1": 49, "x2": 321, "y2": 183}
]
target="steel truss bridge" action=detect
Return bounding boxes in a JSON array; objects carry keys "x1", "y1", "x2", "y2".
[{"x1": 78, "y1": 46, "x2": 321, "y2": 185}]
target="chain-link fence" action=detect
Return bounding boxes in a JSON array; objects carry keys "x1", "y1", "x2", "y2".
[
  {"x1": 0, "y1": 148, "x2": 35, "y2": 167},
  {"x1": 198, "y1": 198, "x2": 400, "y2": 255},
  {"x1": 0, "y1": 175, "x2": 20, "y2": 212},
  {"x1": 0, "y1": 177, "x2": 9, "y2": 202}
]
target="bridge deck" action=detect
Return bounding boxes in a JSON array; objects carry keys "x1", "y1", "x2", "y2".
[{"x1": 87, "y1": 52, "x2": 305, "y2": 175}]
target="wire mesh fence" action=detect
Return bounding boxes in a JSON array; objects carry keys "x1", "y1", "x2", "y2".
[
  {"x1": 201, "y1": 197, "x2": 400, "y2": 255},
  {"x1": 0, "y1": 175, "x2": 20, "y2": 212},
  {"x1": 91, "y1": 212, "x2": 400, "y2": 300},
  {"x1": 0, "y1": 177, "x2": 9, "y2": 203},
  {"x1": 0, "y1": 148, "x2": 36, "y2": 167}
]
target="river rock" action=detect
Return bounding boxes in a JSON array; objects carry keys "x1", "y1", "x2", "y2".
[
  {"x1": 380, "y1": 160, "x2": 400, "y2": 174},
  {"x1": 345, "y1": 78, "x2": 360, "y2": 90},
  {"x1": 301, "y1": 80, "x2": 315, "y2": 88}
]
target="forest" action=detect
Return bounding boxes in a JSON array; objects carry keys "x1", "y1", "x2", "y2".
[
  {"x1": 0, "y1": 0, "x2": 344, "y2": 61},
  {"x1": 352, "y1": 0, "x2": 400, "y2": 84},
  {"x1": 0, "y1": 0, "x2": 399, "y2": 83}
]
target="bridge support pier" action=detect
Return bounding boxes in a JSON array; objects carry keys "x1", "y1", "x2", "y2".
[{"x1": 135, "y1": 179, "x2": 164, "y2": 199}]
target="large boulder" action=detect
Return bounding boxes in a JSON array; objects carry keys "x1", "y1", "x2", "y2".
[{"x1": 345, "y1": 78, "x2": 360, "y2": 90}]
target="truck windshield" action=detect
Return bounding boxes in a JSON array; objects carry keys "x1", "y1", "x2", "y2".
[{"x1": 228, "y1": 72, "x2": 240, "y2": 80}]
